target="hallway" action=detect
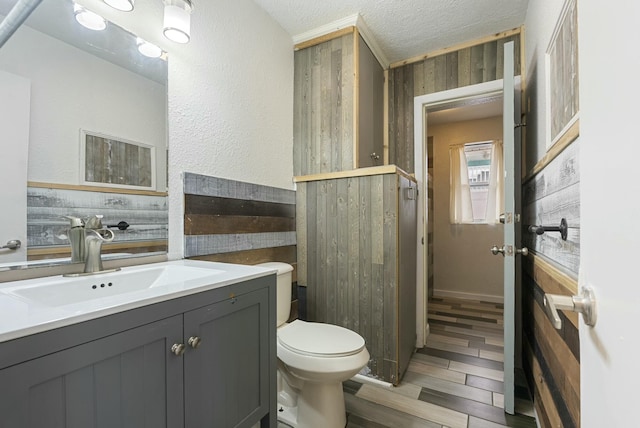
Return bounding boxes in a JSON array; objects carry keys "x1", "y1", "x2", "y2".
[{"x1": 343, "y1": 297, "x2": 536, "y2": 428}]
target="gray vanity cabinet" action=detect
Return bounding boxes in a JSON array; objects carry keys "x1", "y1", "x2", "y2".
[
  {"x1": 184, "y1": 287, "x2": 270, "y2": 427},
  {"x1": 0, "y1": 316, "x2": 184, "y2": 428},
  {"x1": 0, "y1": 275, "x2": 276, "y2": 428}
]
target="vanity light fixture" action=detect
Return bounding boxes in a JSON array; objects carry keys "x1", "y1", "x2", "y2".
[
  {"x1": 73, "y1": 3, "x2": 107, "y2": 31},
  {"x1": 163, "y1": 0, "x2": 192, "y2": 44},
  {"x1": 136, "y1": 37, "x2": 163, "y2": 58},
  {"x1": 104, "y1": 0, "x2": 134, "y2": 12}
]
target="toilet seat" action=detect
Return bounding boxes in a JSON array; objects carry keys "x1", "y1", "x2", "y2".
[{"x1": 278, "y1": 320, "x2": 365, "y2": 358}]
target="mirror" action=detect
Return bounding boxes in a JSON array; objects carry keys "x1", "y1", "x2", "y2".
[{"x1": 0, "y1": 0, "x2": 168, "y2": 271}]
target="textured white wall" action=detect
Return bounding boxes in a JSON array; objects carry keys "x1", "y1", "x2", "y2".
[
  {"x1": 0, "y1": 24, "x2": 167, "y2": 190},
  {"x1": 166, "y1": 0, "x2": 294, "y2": 258}
]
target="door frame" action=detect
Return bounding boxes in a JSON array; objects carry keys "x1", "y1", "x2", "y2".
[{"x1": 413, "y1": 79, "x2": 506, "y2": 348}]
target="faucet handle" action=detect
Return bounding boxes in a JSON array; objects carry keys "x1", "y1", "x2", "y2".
[
  {"x1": 84, "y1": 215, "x2": 104, "y2": 229},
  {"x1": 63, "y1": 215, "x2": 85, "y2": 228}
]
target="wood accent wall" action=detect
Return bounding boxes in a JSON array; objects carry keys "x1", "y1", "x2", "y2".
[
  {"x1": 183, "y1": 172, "x2": 296, "y2": 269},
  {"x1": 523, "y1": 254, "x2": 579, "y2": 428},
  {"x1": 388, "y1": 31, "x2": 522, "y2": 173},
  {"x1": 26, "y1": 184, "x2": 168, "y2": 259},
  {"x1": 296, "y1": 168, "x2": 417, "y2": 384},
  {"x1": 293, "y1": 29, "x2": 384, "y2": 177},
  {"x1": 522, "y1": 140, "x2": 580, "y2": 274},
  {"x1": 293, "y1": 29, "x2": 356, "y2": 176}
]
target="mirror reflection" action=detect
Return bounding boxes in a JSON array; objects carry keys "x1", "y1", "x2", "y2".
[{"x1": 0, "y1": 0, "x2": 168, "y2": 270}]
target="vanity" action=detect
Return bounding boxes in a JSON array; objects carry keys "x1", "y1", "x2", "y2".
[{"x1": 0, "y1": 261, "x2": 277, "y2": 428}]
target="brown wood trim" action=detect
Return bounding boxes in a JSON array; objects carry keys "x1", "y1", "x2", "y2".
[
  {"x1": 294, "y1": 165, "x2": 416, "y2": 183},
  {"x1": 294, "y1": 27, "x2": 355, "y2": 51},
  {"x1": 184, "y1": 214, "x2": 295, "y2": 235},
  {"x1": 188, "y1": 245, "x2": 297, "y2": 266},
  {"x1": 184, "y1": 194, "x2": 295, "y2": 218},
  {"x1": 383, "y1": 68, "x2": 390, "y2": 165},
  {"x1": 524, "y1": 119, "x2": 580, "y2": 183},
  {"x1": 524, "y1": 252, "x2": 579, "y2": 328},
  {"x1": 28, "y1": 181, "x2": 168, "y2": 197},
  {"x1": 353, "y1": 28, "x2": 361, "y2": 170},
  {"x1": 524, "y1": 252, "x2": 578, "y2": 294},
  {"x1": 390, "y1": 27, "x2": 521, "y2": 69},
  {"x1": 27, "y1": 240, "x2": 168, "y2": 256}
]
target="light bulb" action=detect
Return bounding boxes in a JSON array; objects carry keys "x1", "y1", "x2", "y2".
[
  {"x1": 163, "y1": 0, "x2": 192, "y2": 44},
  {"x1": 104, "y1": 0, "x2": 134, "y2": 12},
  {"x1": 74, "y1": 3, "x2": 107, "y2": 31}
]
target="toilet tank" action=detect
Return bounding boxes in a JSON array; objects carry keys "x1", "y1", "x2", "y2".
[{"x1": 256, "y1": 262, "x2": 293, "y2": 326}]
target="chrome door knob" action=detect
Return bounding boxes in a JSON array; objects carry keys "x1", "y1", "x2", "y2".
[
  {"x1": 491, "y1": 245, "x2": 505, "y2": 256},
  {"x1": 171, "y1": 343, "x2": 186, "y2": 356},
  {"x1": 188, "y1": 336, "x2": 201, "y2": 349},
  {"x1": 516, "y1": 247, "x2": 529, "y2": 256}
]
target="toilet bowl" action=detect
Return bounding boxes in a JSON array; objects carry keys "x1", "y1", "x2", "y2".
[{"x1": 256, "y1": 262, "x2": 369, "y2": 428}]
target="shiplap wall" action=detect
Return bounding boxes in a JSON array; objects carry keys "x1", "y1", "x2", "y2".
[
  {"x1": 296, "y1": 169, "x2": 417, "y2": 384},
  {"x1": 27, "y1": 185, "x2": 167, "y2": 259},
  {"x1": 521, "y1": 141, "x2": 580, "y2": 427},
  {"x1": 293, "y1": 31, "x2": 355, "y2": 176},
  {"x1": 183, "y1": 172, "x2": 296, "y2": 263},
  {"x1": 388, "y1": 33, "x2": 521, "y2": 173}
]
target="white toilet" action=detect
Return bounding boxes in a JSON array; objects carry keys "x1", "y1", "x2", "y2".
[{"x1": 257, "y1": 262, "x2": 370, "y2": 428}]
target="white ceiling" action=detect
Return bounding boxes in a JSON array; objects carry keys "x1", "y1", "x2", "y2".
[{"x1": 252, "y1": 0, "x2": 529, "y2": 65}]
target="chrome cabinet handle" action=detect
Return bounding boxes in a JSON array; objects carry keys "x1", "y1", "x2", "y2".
[
  {"x1": 188, "y1": 336, "x2": 201, "y2": 349},
  {"x1": 490, "y1": 245, "x2": 505, "y2": 256},
  {"x1": 544, "y1": 288, "x2": 597, "y2": 329},
  {"x1": 1, "y1": 240, "x2": 21, "y2": 250},
  {"x1": 171, "y1": 343, "x2": 186, "y2": 356}
]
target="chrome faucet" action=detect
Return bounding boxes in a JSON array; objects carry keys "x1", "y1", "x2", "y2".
[
  {"x1": 63, "y1": 215, "x2": 119, "y2": 276},
  {"x1": 83, "y1": 215, "x2": 115, "y2": 274}
]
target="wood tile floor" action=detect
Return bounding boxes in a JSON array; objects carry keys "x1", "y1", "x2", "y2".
[
  {"x1": 343, "y1": 297, "x2": 537, "y2": 428},
  {"x1": 279, "y1": 297, "x2": 538, "y2": 427}
]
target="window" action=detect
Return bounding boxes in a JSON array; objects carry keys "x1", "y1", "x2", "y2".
[
  {"x1": 465, "y1": 142, "x2": 492, "y2": 222},
  {"x1": 450, "y1": 140, "x2": 503, "y2": 224}
]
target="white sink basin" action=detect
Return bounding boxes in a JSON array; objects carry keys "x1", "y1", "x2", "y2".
[
  {"x1": 4, "y1": 264, "x2": 223, "y2": 307},
  {"x1": 0, "y1": 260, "x2": 276, "y2": 342}
]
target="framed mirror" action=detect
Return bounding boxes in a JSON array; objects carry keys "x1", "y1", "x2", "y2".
[{"x1": 0, "y1": 0, "x2": 168, "y2": 271}]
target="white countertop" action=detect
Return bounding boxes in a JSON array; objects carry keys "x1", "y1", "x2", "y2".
[{"x1": 0, "y1": 260, "x2": 276, "y2": 343}]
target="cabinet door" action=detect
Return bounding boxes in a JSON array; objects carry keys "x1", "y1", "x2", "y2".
[
  {"x1": 0, "y1": 316, "x2": 184, "y2": 428},
  {"x1": 184, "y1": 288, "x2": 270, "y2": 428}
]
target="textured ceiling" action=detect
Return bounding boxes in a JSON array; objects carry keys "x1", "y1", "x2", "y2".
[{"x1": 251, "y1": 0, "x2": 529, "y2": 65}]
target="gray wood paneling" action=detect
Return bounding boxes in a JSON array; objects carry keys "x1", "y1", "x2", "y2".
[
  {"x1": 297, "y1": 171, "x2": 417, "y2": 384},
  {"x1": 294, "y1": 32, "x2": 355, "y2": 176},
  {"x1": 183, "y1": 173, "x2": 296, "y2": 267},
  {"x1": 522, "y1": 141, "x2": 580, "y2": 273},
  {"x1": 388, "y1": 34, "x2": 521, "y2": 173},
  {"x1": 183, "y1": 172, "x2": 295, "y2": 204},
  {"x1": 26, "y1": 187, "x2": 168, "y2": 248},
  {"x1": 358, "y1": 36, "x2": 384, "y2": 168}
]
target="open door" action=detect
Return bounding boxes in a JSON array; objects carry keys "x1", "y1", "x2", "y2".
[
  {"x1": 0, "y1": 70, "x2": 30, "y2": 264},
  {"x1": 491, "y1": 41, "x2": 524, "y2": 415}
]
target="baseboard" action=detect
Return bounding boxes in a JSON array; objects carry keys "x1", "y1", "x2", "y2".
[{"x1": 433, "y1": 289, "x2": 503, "y2": 304}]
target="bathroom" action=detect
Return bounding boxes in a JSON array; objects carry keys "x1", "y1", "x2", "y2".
[{"x1": 0, "y1": 0, "x2": 638, "y2": 427}]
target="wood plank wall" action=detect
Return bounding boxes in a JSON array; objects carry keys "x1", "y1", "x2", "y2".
[
  {"x1": 183, "y1": 173, "x2": 297, "y2": 312},
  {"x1": 26, "y1": 185, "x2": 168, "y2": 259},
  {"x1": 388, "y1": 32, "x2": 521, "y2": 173},
  {"x1": 293, "y1": 30, "x2": 355, "y2": 176},
  {"x1": 523, "y1": 254, "x2": 580, "y2": 428},
  {"x1": 297, "y1": 171, "x2": 417, "y2": 384},
  {"x1": 523, "y1": 141, "x2": 580, "y2": 274},
  {"x1": 521, "y1": 138, "x2": 580, "y2": 428}
]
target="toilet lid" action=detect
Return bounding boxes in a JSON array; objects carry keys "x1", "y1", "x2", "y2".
[{"x1": 278, "y1": 321, "x2": 365, "y2": 357}]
